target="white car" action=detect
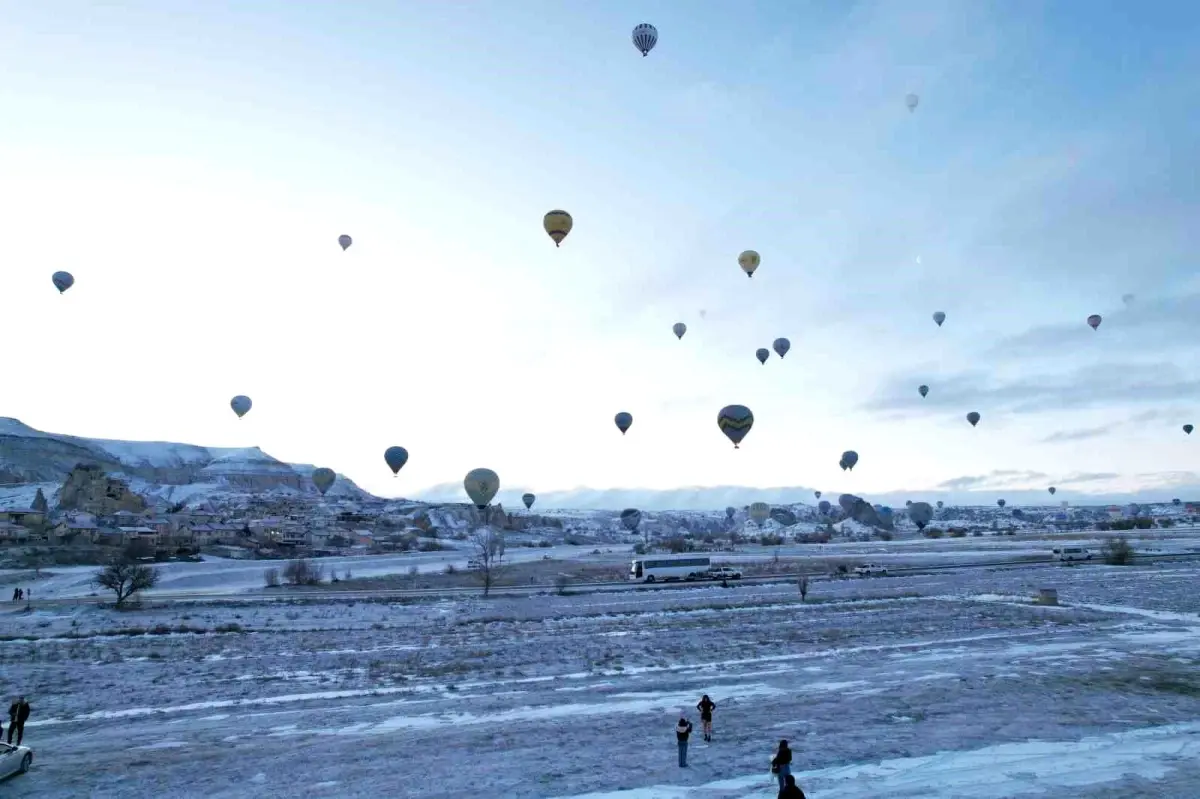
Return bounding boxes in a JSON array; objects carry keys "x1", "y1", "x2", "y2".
[
  {"x1": 854, "y1": 564, "x2": 888, "y2": 577},
  {"x1": 707, "y1": 566, "x2": 743, "y2": 580},
  {"x1": 0, "y1": 742, "x2": 33, "y2": 780},
  {"x1": 1056, "y1": 547, "x2": 1092, "y2": 563}
]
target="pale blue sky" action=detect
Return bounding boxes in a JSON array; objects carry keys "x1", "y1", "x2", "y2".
[{"x1": 1, "y1": 1, "x2": 1197, "y2": 505}]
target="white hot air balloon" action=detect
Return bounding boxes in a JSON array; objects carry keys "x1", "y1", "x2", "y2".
[{"x1": 906, "y1": 93, "x2": 919, "y2": 112}]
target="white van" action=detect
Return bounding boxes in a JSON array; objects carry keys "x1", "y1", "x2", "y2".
[{"x1": 1056, "y1": 546, "x2": 1091, "y2": 563}]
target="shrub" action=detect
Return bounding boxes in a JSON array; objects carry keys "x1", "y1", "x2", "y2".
[
  {"x1": 263, "y1": 567, "x2": 281, "y2": 588},
  {"x1": 282, "y1": 558, "x2": 323, "y2": 586},
  {"x1": 1102, "y1": 536, "x2": 1135, "y2": 565},
  {"x1": 444, "y1": 563, "x2": 457, "y2": 574},
  {"x1": 949, "y1": 528, "x2": 967, "y2": 538},
  {"x1": 555, "y1": 573, "x2": 570, "y2": 595},
  {"x1": 923, "y1": 528, "x2": 944, "y2": 539},
  {"x1": 874, "y1": 529, "x2": 894, "y2": 541},
  {"x1": 760, "y1": 533, "x2": 784, "y2": 546}
]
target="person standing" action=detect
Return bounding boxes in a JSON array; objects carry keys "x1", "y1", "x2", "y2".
[
  {"x1": 7, "y1": 696, "x2": 30, "y2": 746},
  {"x1": 675, "y1": 717, "x2": 693, "y2": 767},
  {"x1": 696, "y1": 694, "x2": 716, "y2": 742},
  {"x1": 771, "y1": 739, "x2": 793, "y2": 791},
  {"x1": 778, "y1": 773, "x2": 806, "y2": 798}
]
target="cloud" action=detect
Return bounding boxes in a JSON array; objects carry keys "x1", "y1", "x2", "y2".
[
  {"x1": 1040, "y1": 426, "x2": 1114, "y2": 444},
  {"x1": 866, "y1": 361, "x2": 1200, "y2": 415},
  {"x1": 936, "y1": 470, "x2": 1048, "y2": 490},
  {"x1": 1056, "y1": 472, "x2": 1120, "y2": 485}
]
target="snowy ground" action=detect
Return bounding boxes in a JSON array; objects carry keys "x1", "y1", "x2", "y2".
[{"x1": 4, "y1": 560, "x2": 1200, "y2": 797}]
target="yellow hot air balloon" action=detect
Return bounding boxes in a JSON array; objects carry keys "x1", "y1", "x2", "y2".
[
  {"x1": 738, "y1": 250, "x2": 760, "y2": 278},
  {"x1": 544, "y1": 210, "x2": 573, "y2": 247}
]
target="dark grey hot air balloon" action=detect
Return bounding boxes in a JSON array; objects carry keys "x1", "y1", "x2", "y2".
[
  {"x1": 631, "y1": 23, "x2": 657, "y2": 56},
  {"x1": 725, "y1": 506, "x2": 736, "y2": 521},
  {"x1": 464, "y1": 468, "x2": 499, "y2": 510},
  {"x1": 932, "y1": 311, "x2": 946, "y2": 327},
  {"x1": 936, "y1": 500, "x2": 944, "y2": 509},
  {"x1": 755, "y1": 348, "x2": 769, "y2": 365},
  {"x1": 905, "y1": 500, "x2": 912, "y2": 507},
  {"x1": 673, "y1": 322, "x2": 686, "y2": 340},
  {"x1": 620, "y1": 508, "x2": 642, "y2": 532},
  {"x1": 338, "y1": 234, "x2": 352, "y2": 251},
  {"x1": 773, "y1": 338, "x2": 791, "y2": 358},
  {"x1": 1184, "y1": 424, "x2": 1193, "y2": 435},
  {"x1": 52, "y1": 271, "x2": 75, "y2": 294},
  {"x1": 1087, "y1": 314, "x2": 1101, "y2": 330},
  {"x1": 841, "y1": 450, "x2": 859, "y2": 471},
  {"x1": 614, "y1": 412, "x2": 633, "y2": 435},
  {"x1": 522, "y1": 492, "x2": 536, "y2": 510},
  {"x1": 1048, "y1": 486, "x2": 1057, "y2": 496},
  {"x1": 997, "y1": 498, "x2": 1006, "y2": 508},
  {"x1": 384, "y1": 446, "x2": 409, "y2": 476},
  {"x1": 817, "y1": 500, "x2": 831, "y2": 515},
  {"x1": 967, "y1": 411, "x2": 980, "y2": 427},
  {"x1": 1174, "y1": 498, "x2": 1182, "y2": 506},
  {"x1": 312, "y1": 467, "x2": 336, "y2": 496},
  {"x1": 717, "y1": 405, "x2": 754, "y2": 448},
  {"x1": 909, "y1": 501, "x2": 934, "y2": 530},
  {"x1": 230, "y1": 395, "x2": 252, "y2": 419},
  {"x1": 918, "y1": 385, "x2": 929, "y2": 398},
  {"x1": 814, "y1": 490, "x2": 821, "y2": 499}
]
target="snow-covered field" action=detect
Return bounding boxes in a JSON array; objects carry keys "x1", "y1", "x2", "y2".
[{"x1": 5, "y1": 561, "x2": 1200, "y2": 797}]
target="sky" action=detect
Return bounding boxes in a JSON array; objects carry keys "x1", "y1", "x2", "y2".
[{"x1": 1, "y1": 0, "x2": 1198, "y2": 509}]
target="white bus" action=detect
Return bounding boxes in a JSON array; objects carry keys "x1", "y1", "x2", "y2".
[{"x1": 630, "y1": 555, "x2": 712, "y2": 583}]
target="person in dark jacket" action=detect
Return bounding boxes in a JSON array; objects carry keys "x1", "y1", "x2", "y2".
[
  {"x1": 696, "y1": 695, "x2": 716, "y2": 742},
  {"x1": 770, "y1": 739, "x2": 792, "y2": 790},
  {"x1": 778, "y1": 773, "x2": 806, "y2": 799},
  {"x1": 7, "y1": 696, "x2": 30, "y2": 745},
  {"x1": 675, "y1": 717, "x2": 693, "y2": 767}
]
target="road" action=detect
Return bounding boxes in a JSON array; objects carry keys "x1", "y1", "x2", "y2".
[{"x1": 21, "y1": 551, "x2": 1200, "y2": 608}]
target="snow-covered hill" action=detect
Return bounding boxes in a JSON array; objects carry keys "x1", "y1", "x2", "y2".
[{"x1": 0, "y1": 417, "x2": 372, "y2": 503}]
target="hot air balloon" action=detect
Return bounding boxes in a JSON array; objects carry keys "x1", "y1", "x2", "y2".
[
  {"x1": 673, "y1": 322, "x2": 687, "y2": 340},
  {"x1": 1184, "y1": 424, "x2": 1193, "y2": 435},
  {"x1": 1048, "y1": 487, "x2": 1057, "y2": 496},
  {"x1": 522, "y1": 493, "x2": 536, "y2": 510},
  {"x1": 717, "y1": 405, "x2": 754, "y2": 448},
  {"x1": 464, "y1": 468, "x2": 500, "y2": 509},
  {"x1": 230, "y1": 395, "x2": 252, "y2": 419},
  {"x1": 909, "y1": 501, "x2": 933, "y2": 530},
  {"x1": 614, "y1": 412, "x2": 633, "y2": 435},
  {"x1": 841, "y1": 450, "x2": 859, "y2": 471},
  {"x1": 543, "y1": 210, "x2": 573, "y2": 247},
  {"x1": 725, "y1": 506, "x2": 736, "y2": 521},
  {"x1": 918, "y1": 385, "x2": 929, "y2": 398},
  {"x1": 620, "y1": 508, "x2": 642, "y2": 532},
  {"x1": 936, "y1": 500, "x2": 944, "y2": 509},
  {"x1": 1087, "y1": 314, "x2": 1102, "y2": 330},
  {"x1": 738, "y1": 250, "x2": 760, "y2": 278},
  {"x1": 384, "y1": 446, "x2": 409, "y2": 476},
  {"x1": 749, "y1": 502, "x2": 770, "y2": 528},
  {"x1": 1122, "y1": 293, "x2": 1135, "y2": 306},
  {"x1": 338, "y1": 234, "x2": 352, "y2": 251},
  {"x1": 631, "y1": 23, "x2": 657, "y2": 56},
  {"x1": 932, "y1": 311, "x2": 945, "y2": 327},
  {"x1": 773, "y1": 338, "x2": 791, "y2": 358},
  {"x1": 1174, "y1": 498, "x2": 1182, "y2": 506},
  {"x1": 997, "y1": 498, "x2": 1006, "y2": 508},
  {"x1": 905, "y1": 500, "x2": 913, "y2": 507},
  {"x1": 312, "y1": 467, "x2": 336, "y2": 496},
  {"x1": 755, "y1": 348, "x2": 769, "y2": 365},
  {"x1": 814, "y1": 491, "x2": 821, "y2": 499},
  {"x1": 967, "y1": 411, "x2": 980, "y2": 427},
  {"x1": 52, "y1": 271, "x2": 74, "y2": 294},
  {"x1": 906, "y1": 93, "x2": 919, "y2": 112},
  {"x1": 818, "y1": 500, "x2": 831, "y2": 515}
]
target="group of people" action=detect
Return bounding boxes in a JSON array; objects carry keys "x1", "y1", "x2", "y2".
[
  {"x1": 11, "y1": 587, "x2": 31, "y2": 602},
  {"x1": 675, "y1": 694, "x2": 806, "y2": 798},
  {"x1": 2, "y1": 697, "x2": 31, "y2": 747}
]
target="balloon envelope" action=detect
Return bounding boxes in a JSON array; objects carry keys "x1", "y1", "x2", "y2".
[
  {"x1": 749, "y1": 502, "x2": 770, "y2": 526},
  {"x1": 755, "y1": 348, "x2": 769, "y2": 365},
  {"x1": 312, "y1": 467, "x2": 336, "y2": 496},
  {"x1": 1048, "y1": 486, "x2": 1057, "y2": 495},
  {"x1": 543, "y1": 210, "x2": 573, "y2": 246},
  {"x1": 841, "y1": 450, "x2": 859, "y2": 470},
  {"x1": 522, "y1": 493, "x2": 536, "y2": 510},
  {"x1": 673, "y1": 322, "x2": 686, "y2": 340},
  {"x1": 906, "y1": 93, "x2": 919, "y2": 111},
  {"x1": 738, "y1": 250, "x2": 760, "y2": 277},
  {"x1": 936, "y1": 500, "x2": 944, "y2": 509},
  {"x1": 631, "y1": 23, "x2": 657, "y2": 56},
  {"x1": 997, "y1": 499, "x2": 1006, "y2": 507},
  {"x1": 614, "y1": 412, "x2": 633, "y2": 434},
  {"x1": 967, "y1": 411, "x2": 981, "y2": 427},
  {"x1": 909, "y1": 501, "x2": 933, "y2": 529},
  {"x1": 814, "y1": 490, "x2": 821, "y2": 499},
  {"x1": 717, "y1": 405, "x2": 754, "y2": 448},
  {"x1": 1087, "y1": 314, "x2": 1102, "y2": 330},
  {"x1": 932, "y1": 311, "x2": 946, "y2": 327},
  {"x1": 620, "y1": 508, "x2": 642, "y2": 532},
  {"x1": 1184, "y1": 424, "x2": 1193, "y2": 435},
  {"x1": 384, "y1": 446, "x2": 409, "y2": 475},
  {"x1": 52, "y1": 271, "x2": 74, "y2": 294},
  {"x1": 773, "y1": 338, "x2": 791, "y2": 358},
  {"x1": 817, "y1": 500, "x2": 831, "y2": 515},
  {"x1": 230, "y1": 395, "x2": 252, "y2": 418},
  {"x1": 338, "y1": 234, "x2": 352, "y2": 251},
  {"x1": 464, "y1": 468, "x2": 500, "y2": 509},
  {"x1": 918, "y1": 385, "x2": 929, "y2": 398}
]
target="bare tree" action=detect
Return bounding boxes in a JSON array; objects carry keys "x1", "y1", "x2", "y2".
[
  {"x1": 470, "y1": 526, "x2": 506, "y2": 597},
  {"x1": 94, "y1": 561, "x2": 160, "y2": 607},
  {"x1": 263, "y1": 567, "x2": 281, "y2": 588},
  {"x1": 282, "y1": 558, "x2": 324, "y2": 586},
  {"x1": 798, "y1": 572, "x2": 810, "y2": 602}
]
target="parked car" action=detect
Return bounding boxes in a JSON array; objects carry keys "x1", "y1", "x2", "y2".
[
  {"x1": 0, "y1": 742, "x2": 33, "y2": 780},
  {"x1": 707, "y1": 566, "x2": 743, "y2": 581},
  {"x1": 1056, "y1": 547, "x2": 1092, "y2": 563},
  {"x1": 854, "y1": 564, "x2": 888, "y2": 577}
]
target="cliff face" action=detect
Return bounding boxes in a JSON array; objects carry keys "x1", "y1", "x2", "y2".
[
  {"x1": 57, "y1": 464, "x2": 148, "y2": 514},
  {"x1": 0, "y1": 418, "x2": 372, "y2": 500}
]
